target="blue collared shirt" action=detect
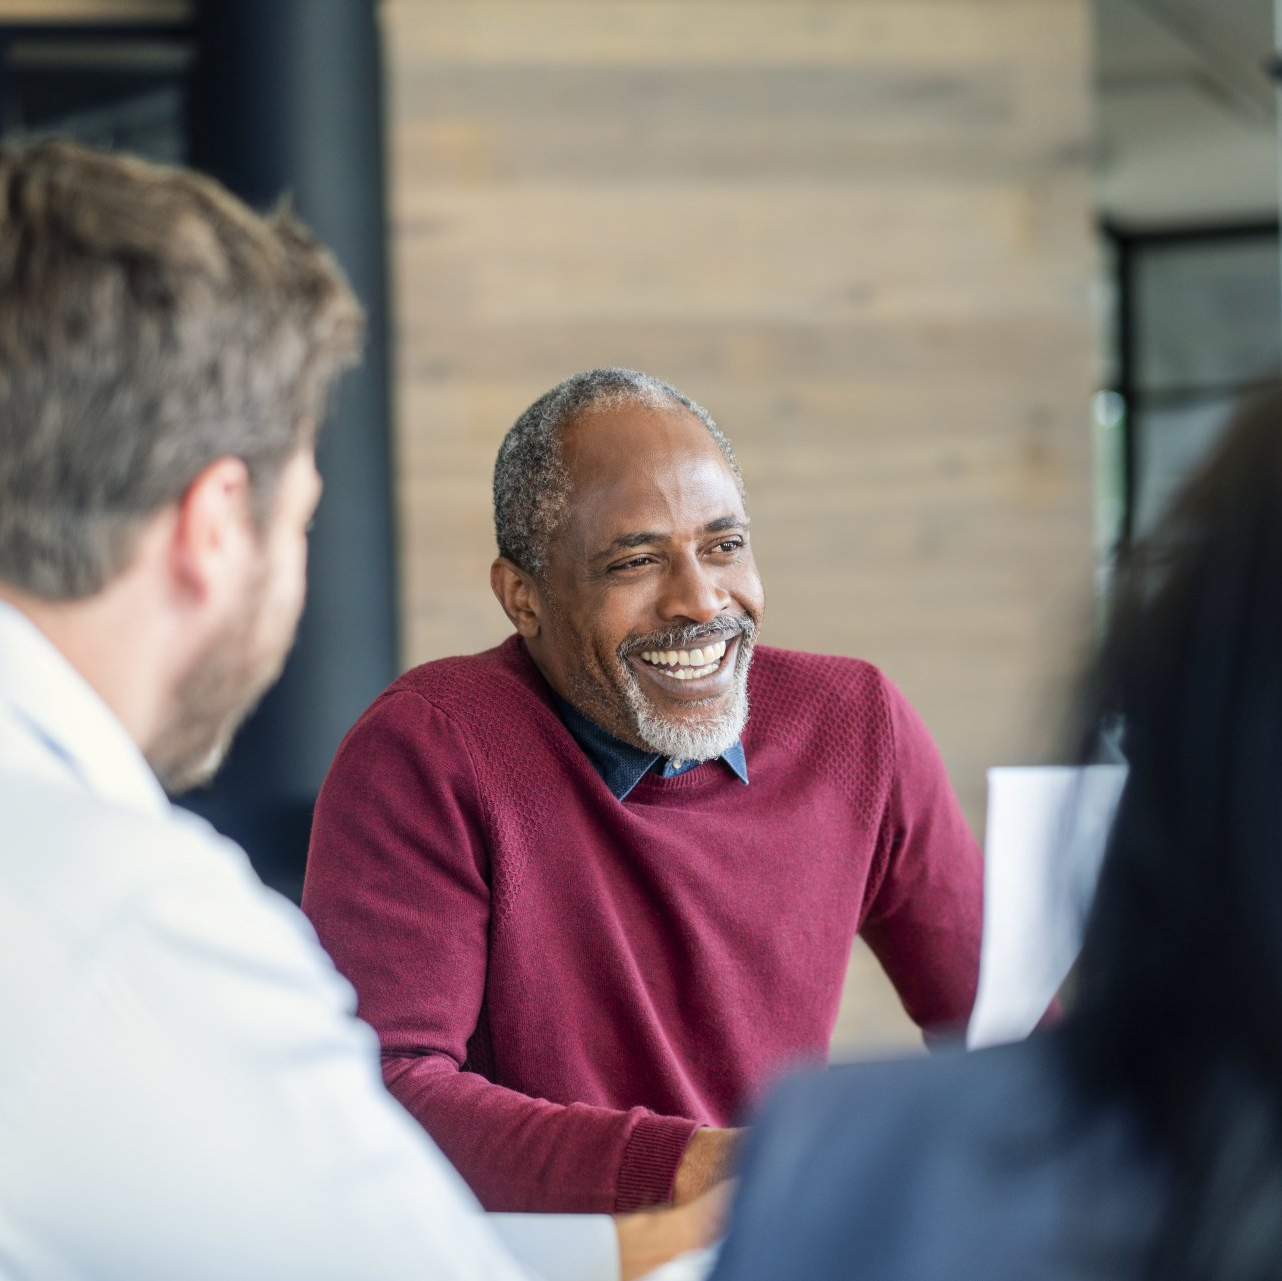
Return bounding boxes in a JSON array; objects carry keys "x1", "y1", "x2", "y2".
[{"x1": 550, "y1": 691, "x2": 749, "y2": 801}]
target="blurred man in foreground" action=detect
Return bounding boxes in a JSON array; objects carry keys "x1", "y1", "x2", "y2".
[
  {"x1": 305, "y1": 367, "x2": 984, "y2": 1213},
  {"x1": 0, "y1": 141, "x2": 709, "y2": 1280}
]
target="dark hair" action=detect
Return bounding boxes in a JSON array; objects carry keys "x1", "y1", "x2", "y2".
[
  {"x1": 0, "y1": 139, "x2": 364, "y2": 599},
  {"x1": 492, "y1": 366, "x2": 743, "y2": 576},
  {"x1": 1067, "y1": 386, "x2": 1282, "y2": 1279}
]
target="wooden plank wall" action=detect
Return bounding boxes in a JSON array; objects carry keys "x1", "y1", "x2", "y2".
[
  {"x1": 396, "y1": 0, "x2": 1098, "y2": 1053},
  {"x1": 0, "y1": 1, "x2": 187, "y2": 19}
]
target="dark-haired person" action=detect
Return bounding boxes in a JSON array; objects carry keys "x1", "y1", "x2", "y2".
[
  {"x1": 0, "y1": 143, "x2": 712, "y2": 1280},
  {"x1": 303, "y1": 367, "x2": 984, "y2": 1214},
  {"x1": 709, "y1": 387, "x2": 1282, "y2": 1281}
]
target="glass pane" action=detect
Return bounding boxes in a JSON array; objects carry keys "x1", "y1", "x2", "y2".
[
  {"x1": 1131, "y1": 395, "x2": 1237, "y2": 538},
  {"x1": 1132, "y1": 237, "x2": 1281, "y2": 394}
]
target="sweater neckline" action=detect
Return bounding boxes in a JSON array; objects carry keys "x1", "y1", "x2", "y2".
[
  {"x1": 625, "y1": 758, "x2": 748, "y2": 798},
  {"x1": 505, "y1": 636, "x2": 751, "y2": 801}
]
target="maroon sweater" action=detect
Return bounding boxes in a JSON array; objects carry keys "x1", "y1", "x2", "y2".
[{"x1": 303, "y1": 638, "x2": 982, "y2": 1213}]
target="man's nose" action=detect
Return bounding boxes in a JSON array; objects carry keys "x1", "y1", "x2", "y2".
[{"x1": 656, "y1": 555, "x2": 731, "y2": 623}]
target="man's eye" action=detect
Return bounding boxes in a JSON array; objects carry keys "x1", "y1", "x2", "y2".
[
  {"x1": 611, "y1": 556, "x2": 654, "y2": 572},
  {"x1": 715, "y1": 539, "x2": 743, "y2": 554}
]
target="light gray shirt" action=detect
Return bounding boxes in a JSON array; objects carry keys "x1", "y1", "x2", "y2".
[{"x1": 0, "y1": 601, "x2": 617, "y2": 1281}]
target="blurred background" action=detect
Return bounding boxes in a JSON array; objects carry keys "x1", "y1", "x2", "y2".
[{"x1": 1, "y1": 0, "x2": 1275, "y2": 1054}]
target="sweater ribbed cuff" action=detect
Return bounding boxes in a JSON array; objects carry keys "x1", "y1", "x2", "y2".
[{"x1": 615, "y1": 1113, "x2": 702, "y2": 1212}]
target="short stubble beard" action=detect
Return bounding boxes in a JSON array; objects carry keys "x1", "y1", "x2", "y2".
[{"x1": 147, "y1": 562, "x2": 290, "y2": 795}]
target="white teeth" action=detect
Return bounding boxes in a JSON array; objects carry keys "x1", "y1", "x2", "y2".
[
  {"x1": 636, "y1": 637, "x2": 731, "y2": 675},
  {"x1": 670, "y1": 661, "x2": 719, "y2": 680}
]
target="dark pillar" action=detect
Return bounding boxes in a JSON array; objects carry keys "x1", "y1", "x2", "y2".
[{"x1": 183, "y1": 0, "x2": 397, "y2": 899}]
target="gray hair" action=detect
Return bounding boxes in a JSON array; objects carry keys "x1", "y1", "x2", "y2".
[{"x1": 493, "y1": 367, "x2": 743, "y2": 576}]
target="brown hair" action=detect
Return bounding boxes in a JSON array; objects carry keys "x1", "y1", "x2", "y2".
[{"x1": 0, "y1": 139, "x2": 365, "y2": 598}]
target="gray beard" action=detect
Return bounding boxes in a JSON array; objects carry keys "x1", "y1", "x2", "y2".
[{"x1": 621, "y1": 624, "x2": 754, "y2": 761}]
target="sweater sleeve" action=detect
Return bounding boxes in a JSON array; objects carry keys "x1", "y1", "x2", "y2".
[
  {"x1": 302, "y1": 689, "x2": 698, "y2": 1213},
  {"x1": 857, "y1": 676, "x2": 983, "y2": 1041}
]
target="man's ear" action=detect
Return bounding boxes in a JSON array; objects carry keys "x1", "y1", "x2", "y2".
[
  {"x1": 490, "y1": 557, "x2": 543, "y2": 637},
  {"x1": 170, "y1": 456, "x2": 254, "y2": 601}
]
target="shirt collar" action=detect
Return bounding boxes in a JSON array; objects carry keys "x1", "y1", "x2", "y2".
[
  {"x1": 550, "y1": 690, "x2": 749, "y2": 801},
  {"x1": 0, "y1": 600, "x2": 168, "y2": 816}
]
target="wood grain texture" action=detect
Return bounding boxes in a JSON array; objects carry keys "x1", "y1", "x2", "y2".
[
  {"x1": 384, "y1": 0, "x2": 1097, "y2": 1055},
  {"x1": 0, "y1": 0, "x2": 188, "y2": 20}
]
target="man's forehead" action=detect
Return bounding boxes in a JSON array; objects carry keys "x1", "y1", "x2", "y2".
[
  {"x1": 560, "y1": 400, "x2": 730, "y2": 487},
  {"x1": 549, "y1": 402, "x2": 745, "y2": 563}
]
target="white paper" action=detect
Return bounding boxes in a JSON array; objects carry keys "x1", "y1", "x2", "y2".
[{"x1": 967, "y1": 765, "x2": 1127, "y2": 1049}]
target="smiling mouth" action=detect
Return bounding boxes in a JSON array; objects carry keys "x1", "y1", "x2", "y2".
[{"x1": 635, "y1": 637, "x2": 730, "y2": 681}]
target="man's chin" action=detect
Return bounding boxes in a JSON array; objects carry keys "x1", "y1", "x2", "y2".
[
  {"x1": 150, "y1": 692, "x2": 263, "y2": 796},
  {"x1": 622, "y1": 638, "x2": 753, "y2": 760},
  {"x1": 152, "y1": 737, "x2": 231, "y2": 797},
  {"x1": 629, "y1": 692, "x2": 749, "y2": 763}
]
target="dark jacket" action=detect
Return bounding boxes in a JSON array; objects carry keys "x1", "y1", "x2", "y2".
[{"x1": 712, "y1": 1034, "x2": 1161, "y2": 1281}]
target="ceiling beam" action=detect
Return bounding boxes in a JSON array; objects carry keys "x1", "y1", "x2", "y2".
[{"x1": 1123, "y1": 0, "x2": 1275, "y2": 122}]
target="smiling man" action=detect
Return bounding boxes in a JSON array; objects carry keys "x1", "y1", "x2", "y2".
[{"x1": 303, "y1": 367, "x2": 984, "y2": 1215}]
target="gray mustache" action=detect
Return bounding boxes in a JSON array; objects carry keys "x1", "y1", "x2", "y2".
[{"x1": 620, "y1": 615, "x2": 755, "y2": 658}]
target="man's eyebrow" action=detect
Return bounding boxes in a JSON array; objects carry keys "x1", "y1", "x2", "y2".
[
  {"x1": 704, "y1": 515, "x2": 749, "y2": 533},
  {"x1": 588, "y1": 515, "x2": 750, "y2": 563},
  {"x1": 589, "y1": 531, "x2": 669, "y2": 562}
]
